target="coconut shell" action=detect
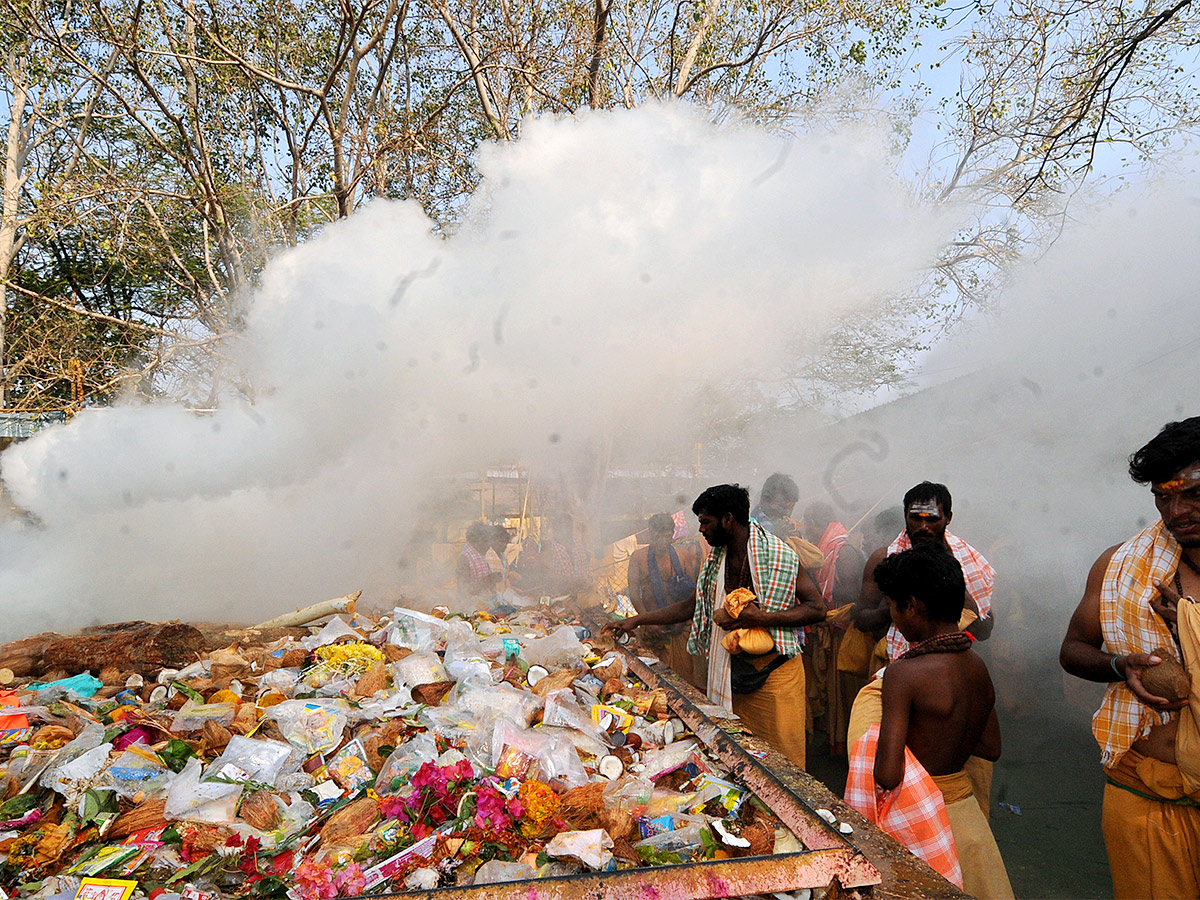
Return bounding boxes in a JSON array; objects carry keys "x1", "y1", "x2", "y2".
[
  {"x1": 239, "y1": 790, "x2": 281, "y2": 831},
  {"x1": 1142, "y1": 647, "x2": 1191, "y2": 702},
  {"x1": 412, "y1": 681, "x2": 455, "y2": 706},
  {"x1": 319, "y1": 796, "x2": 380, "y2": 846},
  {"x1": 531, "y1": 668, "x2": 578, "y2": 697},
  {"x1": 108, "y1": 798, "x2": 168, "y2": 839},
  {"x1": 201, "y1": 719, "x2": 233, "y2": 752},
  {"x1": 353, "y1": 660, "x2": 388, "y2": 698}
]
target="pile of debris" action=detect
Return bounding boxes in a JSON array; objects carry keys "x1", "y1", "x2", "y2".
[{"x1": 0, "y1": 595, "x2": 806, "y2": 900}]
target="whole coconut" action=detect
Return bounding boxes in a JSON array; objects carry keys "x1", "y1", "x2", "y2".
[{"x1": 1141, "y1": 647, "x2": 1192, "y2": 702}]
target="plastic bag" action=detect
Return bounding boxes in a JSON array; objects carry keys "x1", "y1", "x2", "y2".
[
  {"x1": 456, "y1": 684, "x2": 541, "y2": 727},
  {"x1": 43, "y1": 742, "x2": 112, "y2": 801},
  {"x1": 302, "y1": 616, "x2": 367, "y2": 650},
  {"x1": 387, "y1": 607, "x2": 446, "y2": 652},
  {"x1": 170, "y1": 701, "x2": 237, "y2": 733},
  {"x1": 391, "y1": 653, "x2": 448, "y2": 690},
  {"x1": 264, "y1": 700, "x2": 348, "y2": 753},
  {"x1": 545, "y1": 829, "x2": 614, "y2": 870},
  {"x1": 542, "y1": 690, "x2": 607, "y2": 743},
  {"x1": 164, "y1": 757, "x2": 239, "y2": 825},
  {"x1": 640, "y1": 738, "x2": 698, "y2": 781},
  {"x1": 603, "y1": 775, "x2": 655, "y2": 818},
  {"x1": 207, "y1": 736, "x2": 295, "y2": 787},
  {"x1": 521, "y1": 626, "x2": 586, "y2": 670},
  {"x1": 104, "y1": 746, "x2": 173, "y2": 800},
  {"x1": 375, "y1": 733, "x2": 438, "y2": 795}
]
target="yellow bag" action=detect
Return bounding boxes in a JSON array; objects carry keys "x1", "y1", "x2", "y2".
[
  {"x1": 721, "y1": 588, "x2": 774, "y2": 655},
  {"x1": 785, "y1": 536, "x2": 825, "y2": 570},
  {"x1": 837, "y1": 625, "x2": 874, "y2": 676}
]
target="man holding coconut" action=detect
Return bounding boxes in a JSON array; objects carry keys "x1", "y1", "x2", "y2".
[
  {"x1": 606, "y1": 484, "x2": 826, "y2": 769},
  {"x1": 1061, "y1": 416, "x2": 1200, "y2": 899}
]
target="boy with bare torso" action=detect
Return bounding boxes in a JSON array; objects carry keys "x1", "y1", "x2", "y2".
[{"x1": 868, "y1": 546, "x2": 1013, "y2": 898}]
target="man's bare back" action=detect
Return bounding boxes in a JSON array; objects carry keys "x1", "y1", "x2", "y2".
[{"x1": 878, "y1": 648, "x2": 1001, "y2": 785}]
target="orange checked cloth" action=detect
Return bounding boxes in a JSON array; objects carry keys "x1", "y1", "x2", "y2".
[
  {"x1": 885, "y1": 531, "x2": 994, "y2": 660},
  {"x1": 845, "y1": 724, "x2": 963, "y2": 887}
]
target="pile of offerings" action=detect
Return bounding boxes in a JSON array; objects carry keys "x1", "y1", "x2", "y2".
[{"x1": 0, "y1": 600, "x2": 809, "y2": 900}]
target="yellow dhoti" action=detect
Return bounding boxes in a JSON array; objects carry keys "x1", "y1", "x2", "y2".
[
  {"x1": 732, "y1": 653, "x2": 806, "y2": 769},
  {"x1": 932, "y1": 770, "x2": 1014, "y2": 900}
]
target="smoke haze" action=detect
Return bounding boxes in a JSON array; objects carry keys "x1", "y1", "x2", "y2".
[{"x1": 0, "y1": 104, "x2": 949, "y2": 637}]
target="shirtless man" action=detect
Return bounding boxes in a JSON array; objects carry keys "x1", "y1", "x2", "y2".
[
  {"x1": 1060, "y1": 416, "x2": 1200, "y2": 899},
  {"x1": 626, "y1": 513, "x2": 704, "y2": 688},
  {"x1": 868, "y1": 546, "x2": 1013, "y2": 899}
]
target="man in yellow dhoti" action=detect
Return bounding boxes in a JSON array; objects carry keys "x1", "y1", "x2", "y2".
[{"x1": 1061, "y1": 416, "x2": 1200, "y2": 899}]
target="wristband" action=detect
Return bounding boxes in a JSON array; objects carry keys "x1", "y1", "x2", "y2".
[{"x1": 1110, "y1": 654, "x2": 1124, "y2": 679}]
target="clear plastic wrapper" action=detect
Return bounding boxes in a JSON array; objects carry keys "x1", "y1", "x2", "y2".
[
  {"x1": 390, "y1": 652, "x2": 448, "y2": 690},
  {"x1": 170, "y1": 700, "x2": 237, "y2": 732},
  {"x1": 521, "y1": 626, "x2": 586, "y2": 670},
  {"x1": 164, "y1": 757, "x2": 240, "y2": 825},
  {"x1": 104, "y1": 746, "x2": 173, "y2": 799},
  {"x1": 542, "y1": 690, "x2": 608, "y2": 743},
  {"x1": 387, "y1": 607, "x2": 446, "y2": 652},
  {"x1": 207, "y1": 736, "x2": 296, "y2": 787},
  {"x1": 375, "y1": 733, "x2": 438, "y2": 795},
  {"x1": 263, "y1": 700, "x2": 348, "y2": 753}
]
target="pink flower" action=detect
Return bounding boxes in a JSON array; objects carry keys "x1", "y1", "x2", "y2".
[{"x1": 334, "y1": 862, "x2": 366, "y2": 896}]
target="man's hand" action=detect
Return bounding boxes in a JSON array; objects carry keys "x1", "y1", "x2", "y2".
[
  {"x1": 1152, "y1": 580, "x2": 1185, "y2": 631},
  {"x1": 603, "y1": 617, "x2": 640, "y2": 638},
  {"x1": 715, "y1": 603, "x2": 765, "y2": 630},
  {"x1": 713, "y1": 608, "x2": 737, "y2": 630},
  {"x1": 1119, "y1": 651, "x2": 1189, "y2": 711}
]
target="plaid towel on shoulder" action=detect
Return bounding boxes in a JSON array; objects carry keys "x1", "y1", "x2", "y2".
[
  {"x1": 845, "y1": 724, "x2": 962, "y2": 887},
  {"x1": 1094, "y1": 520, "x2": 1179, "y2": 765},
  {"x1": 885, "y1": 531, "x2": 994, "y2": 660},
  {"x1": 688, "y1": 519, "x2": 801, "y2": 657}
]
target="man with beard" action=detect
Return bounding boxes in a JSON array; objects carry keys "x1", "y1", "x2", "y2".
[
  {"x1": 852, "y1": 482, "x2": 995, "y2": 660},
  {"x1": 1060, "y1": 417, "x2": 1200, "y2": 899},
  {"x1": 848, "y1": 481, "x2": 997, "y2": 816},
  {"x1": 606, "y1": 484, "x2": 825, "y2": 768}
]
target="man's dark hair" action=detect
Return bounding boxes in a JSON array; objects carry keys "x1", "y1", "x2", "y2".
[
  {"x1": 491, "y1": 524, "x2": 513, "y2": 545},
  {"x1": 693, "y1": 484, "x2": 751, "y2": 526},
  {"x1": 1129, "y1": 416, "x2": 1200, "y2": 484},
  {"x1": 760, "y1": 473, "x2": 799, "y2": 504},
  {"x1": 903, "y1": 481, "x2": 953, "y2": 518},
  {"x1": 648, "y1": 512, "x2": 674, "y2": 533},
  {"x1": 873, "y1": 546, "x2": 965, "y2": 623},
  {"x1": 465, "y1": 522, "x2": 492, "y2": 548}
]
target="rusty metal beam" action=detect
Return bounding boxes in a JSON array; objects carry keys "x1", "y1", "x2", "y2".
[
  {"x1": 615, "y1": 649, "x2": 880, "y2": 887},
  {"x1": 366, "y1": 849, "x2": 862, "y2": 900},
  {"x1": 596, "y1": 624, "x2": 971, "y2": 900}
]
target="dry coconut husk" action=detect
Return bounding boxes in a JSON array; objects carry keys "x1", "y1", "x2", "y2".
[
  {"x1": 559, "y1": 783, "x2": 606, "y2": 829},
  {"x1": 382, "y1": 645, "x2": 412, "y2": 664},
  {"x1": 735, "y1": 820, "x2": 775, "y2": 857},
  {"x1": 612, "y1": 836, "x2": 642, "y2": 863},
  {"x1": 600, "y1": 808, "x2": 634, "y2": 843},
  {"x1": 1143, "y1": 647, "x2": 1192, "y2": 702},
  {"x1": 209, "y1": 648, "x2": 253, "y2": 684},
  {"x1": 202, "y1": 719, "x2": 233, "y2": 752},
  {"x1": 363, "y1": 720, "x2": 408, "y2": 771},
  {"x1": 320, "y1": 796, "x2": 380, "y2": 846},
  {"x1": 353, "y1": 660, "x2": 389, "y2": 698},
  {"x1": 108, "y1": 799, "x2": 168, "y2": 839},
  {"x1": 531, "y1": 668, "x2": 578, "y2": 698},
  {"x1": 229, "y1": 703, "x2": 259, "y2": 736},
  {"x1": 600, "y1": 678, "x2": 625, "y2": 701},
  {"x1": 412, "y1": 681, "x2": 455, "y2": 706},
  {"x1": 239, "y1": 790, "x2": 282, "y2": 831}
]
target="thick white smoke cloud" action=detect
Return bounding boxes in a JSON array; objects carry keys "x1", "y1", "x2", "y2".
[
  {"x1": 0, "y1": 104, "x2": 949, "y2": 638},
  {"x1": 789, "y1": 180, "x2": 1200, "y2": 721}
]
